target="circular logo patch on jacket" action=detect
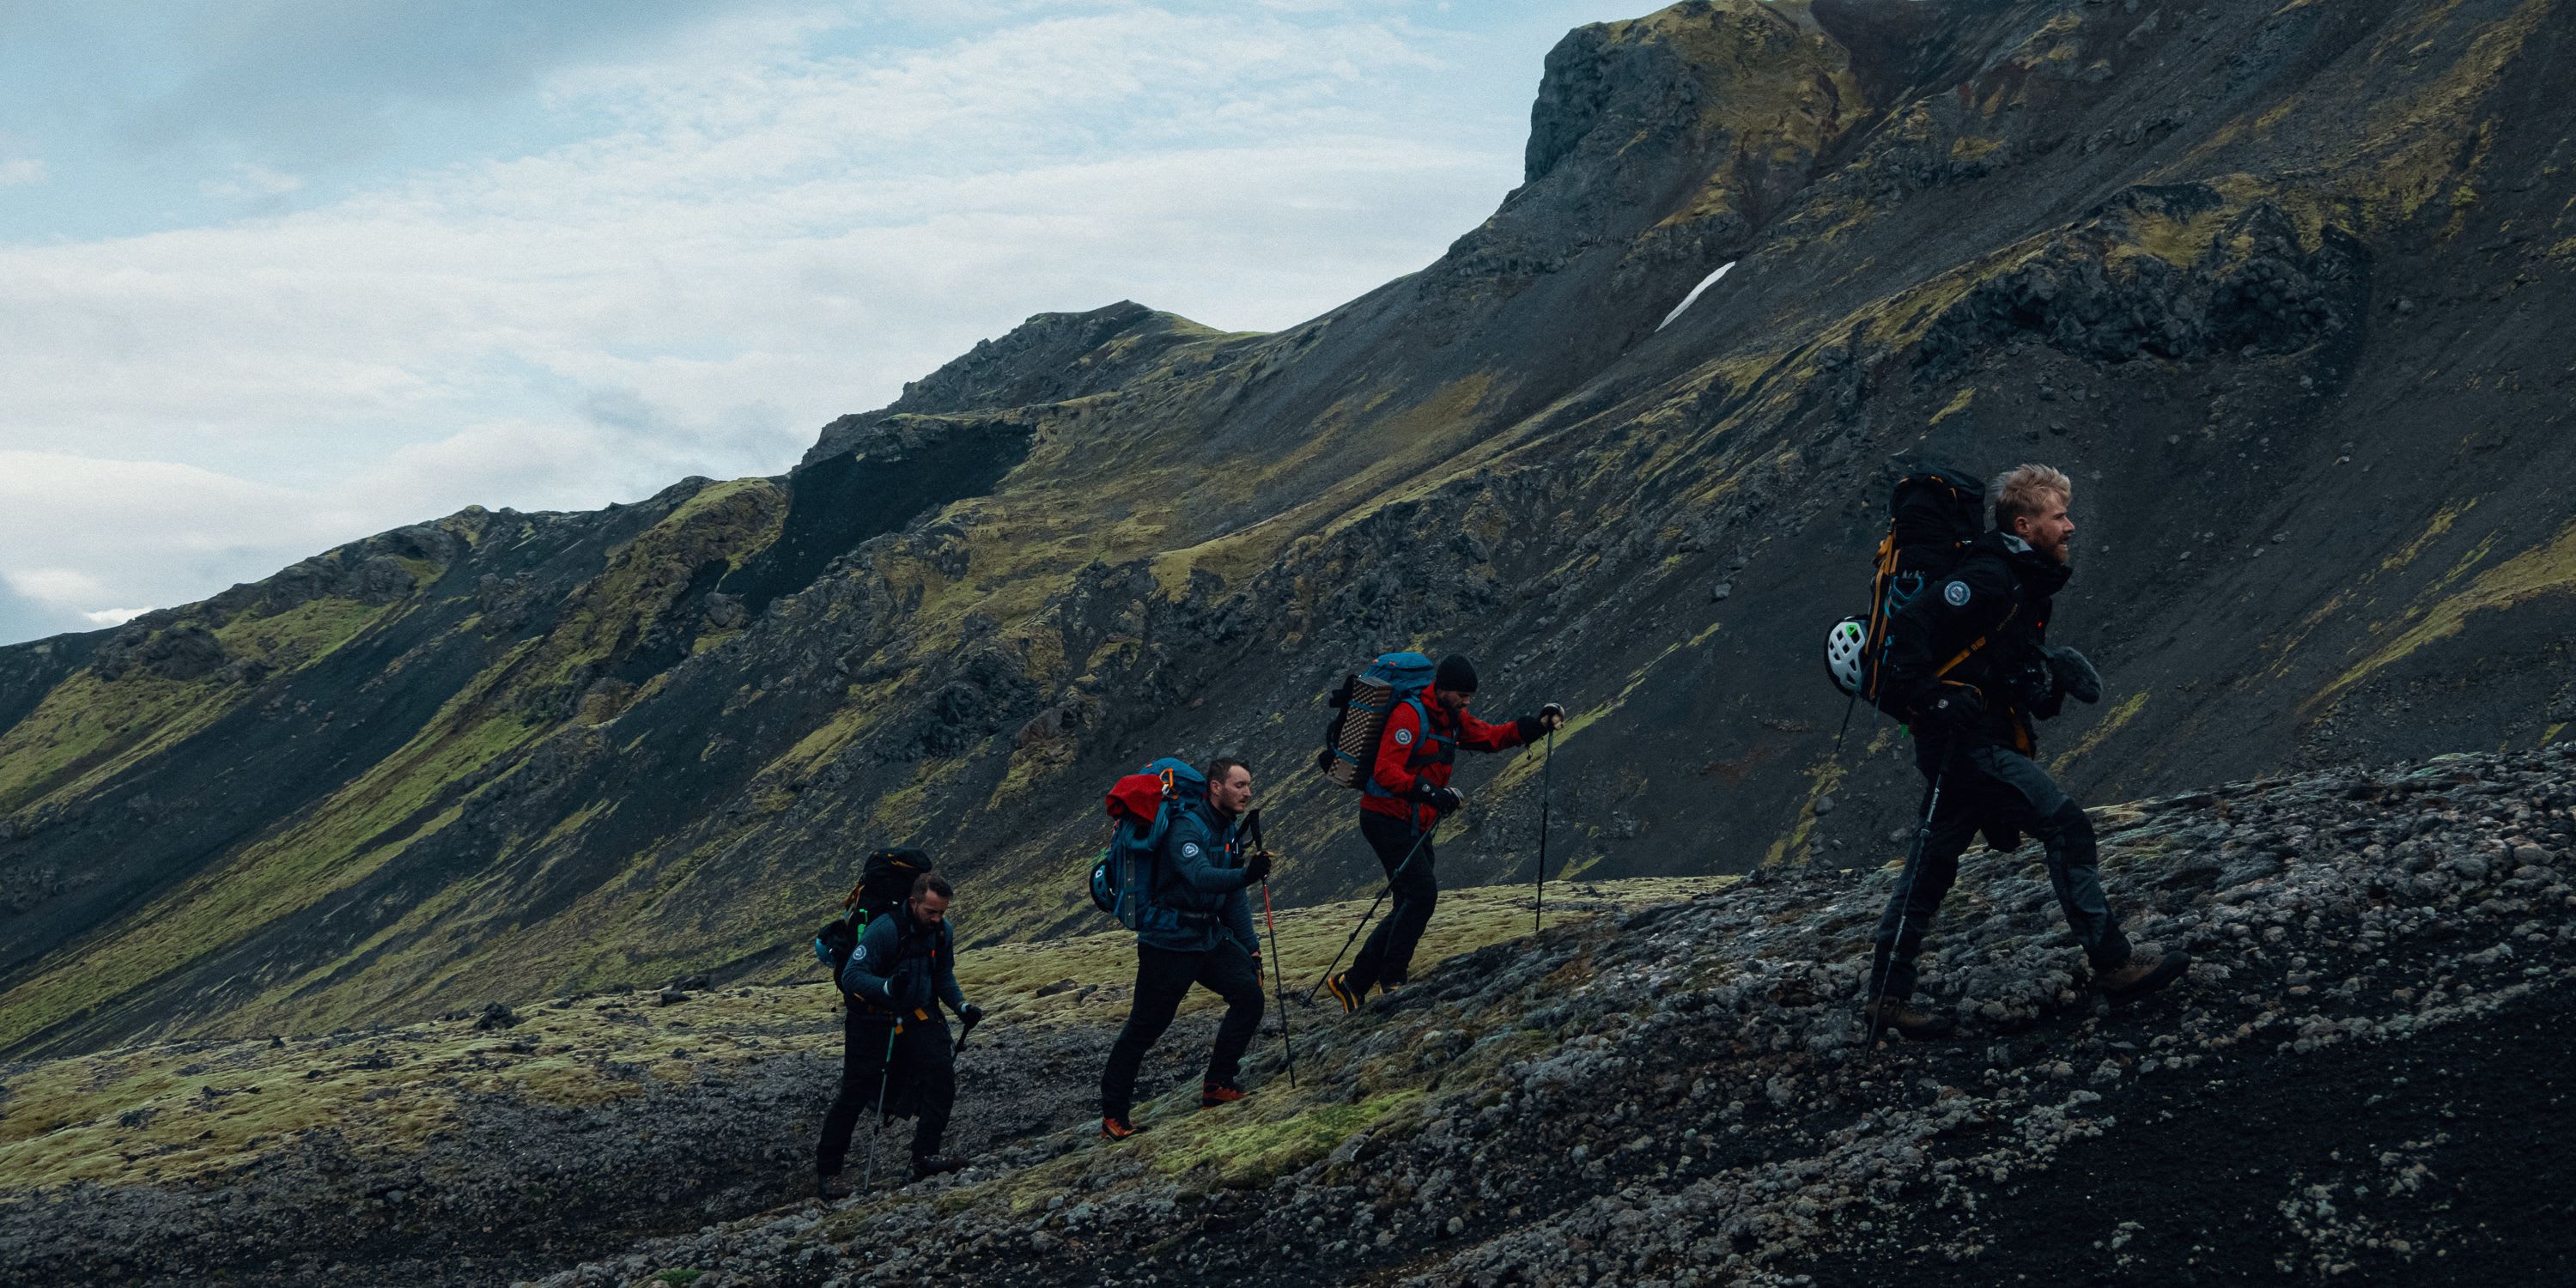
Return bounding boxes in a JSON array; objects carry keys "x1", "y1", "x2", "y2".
[
  {"x1": 852, "y1": 945, "x2": 866, "y2": 963},
  {"x1": 1182, "y1": 842, "x2": 1201, "y2": 858},
  {"x1": 1943, "y1": 580, "x2": 1971, "y2": 607},
  {"x1": 1394, "y1": 728, "x2": 1414, "y2": 746}
]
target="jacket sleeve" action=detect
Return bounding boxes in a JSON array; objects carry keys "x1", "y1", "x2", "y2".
[
  {"x1": 1455, "y1": 707, "x2": 1530, "y2": 753},
  {"x1": 837, "y1": 916, "x2": 902, "y2": 1005},
  {"x1": 935, "y1": 926, "x2": 967, "y2": 1012},
  {"x1": 1370, "y1": 701, "x2": 1427, "y2": 797},
  {"x1": 1165, "y1": 811, "x2": 1255, "y2": 894},
  {"x1": 1882, "y1": 558, "x2": 2017, "y2": 714}
]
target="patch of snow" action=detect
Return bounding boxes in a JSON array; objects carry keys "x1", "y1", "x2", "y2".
[{"x1": 1656, "y1": 261, "x2": 1737, "y2": 331}]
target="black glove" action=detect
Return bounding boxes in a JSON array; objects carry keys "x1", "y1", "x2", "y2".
[
  {"x1": 1923, "y1": 683, "x2": 1984, "y2": 732},
  {"x1": 1242, "y1": 850, "x2": 1273, "y2": 883},
  {"x1": 958, "y1": 1002, "x2": 984, "y2": 1028},
  {"x1": 2047, "y1": 647, "x2": 2102, "y2": 704},
  {"x1": 890, "y1": 962, "x2": 933, "y2": 1011},
  {"x1": 1409, "y1": 782, "x2": 1464, "y2": 812},
  {"x1": 1540, "y1": 702, "x2": 1565, "y2": 730}
]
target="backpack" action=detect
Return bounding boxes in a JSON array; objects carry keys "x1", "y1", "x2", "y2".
[
  {"x1": 1825, "y1": 465, "x2": 1987, "y2": 711},
  {"x1": 1089, "y1": 758, "x2": 1205, "y2": 931},
  {"x1": 1315, "y1": 652, "x2": 1438, "y2": 789},
  {"x1": 812, "y1": 848, "x2": 933, "y2": 989}
]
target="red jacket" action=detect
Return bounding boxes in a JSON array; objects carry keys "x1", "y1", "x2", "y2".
[{"x1": 1362, "y1": 685, "x2": 1530, "y2": 829}]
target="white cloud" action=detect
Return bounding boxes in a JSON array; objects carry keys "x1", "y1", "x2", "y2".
[
  {"x1": 82, "y1": 607, "x2": 151, "y2": 628},
  {"x1": 0, "y1": 3, "x2": 1537, "y2": 645},
  {"x1": 0, "y1": 157, "x2": 42, "y2": 186},
  {"x1": 200, "y1": 162, "x2": 305, "y2": 201},
  {"x1": 3, "y1": 567, "x2": 112, "y2": 605}
]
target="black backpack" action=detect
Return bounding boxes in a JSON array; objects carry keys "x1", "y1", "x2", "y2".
[
  {"x1": 812, "y1": 848, "x2": 933, "y2": 989},
  {"x1": 1826, "y1": 465, "x2": 1987, "y2": 711}
]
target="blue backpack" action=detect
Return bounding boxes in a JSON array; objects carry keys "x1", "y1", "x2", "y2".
[
  {"x1": 1316, "y1": 651, "x2": 1439, "y2": 789},
  {"x1": 1090, "y1": 757, "x2": 1205, "y2": 931}
]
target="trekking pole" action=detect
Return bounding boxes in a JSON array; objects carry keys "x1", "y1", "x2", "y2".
[
  {"x1": 1831, "y1": 689, "x2": 1862, "y2": 755},
  {"x1": 1305, "y1": 827, "x2": 1432, "y2": 1004},
  {"x1": 1864, "y1": 751, "x2": 1949, "y2": 1044},
  {"x1": 1534, "y1": 726, "x2": 1553, "y2": 933},
  {"x1": 1246, "y1": 809, "x2": 1296, "y2": 1087},
  {"x1": 1261, "y1": 881, "x2": 1297, "y2": 1087},
  {"x1": 860, "y1": 1020, "x2": 900, "y2": 1189}
]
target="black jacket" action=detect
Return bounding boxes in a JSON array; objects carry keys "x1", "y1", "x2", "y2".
[
  {"x1": 1882, "y1": 531, "x2": 2070, "y2": 752},
  {"x1": 838, "y1": 911, "x2": 967, "y2": 1021},
  {"x1": 1140, "y1": 796, "x2": 1261, "y2": 955}
]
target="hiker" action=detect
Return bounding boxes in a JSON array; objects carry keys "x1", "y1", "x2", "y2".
[
  {"x1": 1864, "y1": 464, "x2": 2187, "y2": 1039},
  {"x1": 817, "y1": 870, "x2": 980, "y2": 1194},
  {"x1": 1325, "y1": 654, "x2": 1562, "y2": 1012},
  {"x1": 1098, "y1": 756, "x2": 1273, "y2": 1139}
]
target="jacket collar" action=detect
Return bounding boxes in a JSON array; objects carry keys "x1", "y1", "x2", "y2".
[
  {"x1": 1981, "y1": 530, "x2": 2071, "y2": 596},
  {"x1": 1181, "y1": 794, "x2": 1241, "y2": 842},
  {"x1": 1419, "y1": 687, "x2": 1462, "y2": 727}
]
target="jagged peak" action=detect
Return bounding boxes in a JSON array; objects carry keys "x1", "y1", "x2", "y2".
[{"x1": 1523, "y1": 0, "x2": 1844, "y2": 185}]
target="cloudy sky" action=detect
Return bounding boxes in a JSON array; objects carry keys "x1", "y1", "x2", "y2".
[{"x1": 0, "y1": 0, "x2": 1645, "y2": 645}]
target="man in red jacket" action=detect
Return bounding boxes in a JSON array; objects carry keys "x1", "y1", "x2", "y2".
[{"x1": 1326, "y1": 654, "x2": 1561, "y2": 1012}]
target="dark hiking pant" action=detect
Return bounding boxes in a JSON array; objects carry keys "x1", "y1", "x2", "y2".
[
  {"x1": 1099, "y1": 939, "x2": 1264, "y2": 1121},
  {"x1": 1869, "y1": 737, "x2": 2131, "y2": 1005},
  {"x1": 1344, "y1": 810, "x2": 1436, "y2": 993},
  {"x1": 817, "y1": 1006, "x2": 954, "y2": 1176}
]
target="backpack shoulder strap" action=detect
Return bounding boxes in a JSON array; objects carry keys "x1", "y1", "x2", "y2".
[{"x1": 1933, "y1": 603, "x2": 2021, "y2": 679}]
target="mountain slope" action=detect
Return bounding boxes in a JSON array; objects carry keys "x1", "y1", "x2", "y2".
[{"x1": 4, "y1": 0, "x2": 2576, "y2": 1057}]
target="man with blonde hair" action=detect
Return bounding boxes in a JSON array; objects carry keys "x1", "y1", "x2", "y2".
[{"x1": 1862, "y1": 463, "x2": 2187, "y2": 1039}]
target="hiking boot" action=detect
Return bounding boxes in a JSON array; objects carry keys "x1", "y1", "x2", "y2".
[
  {"x1": 2097, "y1": 945, "x2": 2190, "y2": 999},
  {"x1": 1099, "y1": 1115, "x2": 1144, "y2": 1141},
  {"x1": 1324, "y1": 972, "x2": 1364, "y2": 1014},
  {"x1": 911, "y1": 1154, "x2": 969, "y2": 1181},
  {"x1": 817, "y1": 1173, "x2": 850, "y2": 1201},
  {"x1": 1200, "y1": 1080, "x2": 1249, "y2": 1109},
  {"x1": 1862, "y1": 997, "x2": 1954, "y2": 1041}
]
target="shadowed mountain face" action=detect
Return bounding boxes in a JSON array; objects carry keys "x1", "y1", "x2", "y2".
[{"x1": 3, "y1": 0, "x2": 2573, "y2": 1057}]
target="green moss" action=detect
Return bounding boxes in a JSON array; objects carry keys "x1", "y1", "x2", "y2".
[
  {"x1": 1151, "y1": 1090, "x2": 1425, "y2": 1188},
  {"x1": 513, "y1": 478, "x2": 786, "y2": 701},
  {"x1": 0, "y1": 699, "x2": 543, "y2": 1050},
  {"x1": 2050, "y1": 690, "x2": 2151, "y2": 776},
  {"x1": 212, "y1": 595, "x2": 390, "y2": 670},
  {"x1": 2316, "y1": 517, "x2": 2576, "y2": 712},
  {"x1": 0, "y1": 671, "x2": 238, "y2": 816}
]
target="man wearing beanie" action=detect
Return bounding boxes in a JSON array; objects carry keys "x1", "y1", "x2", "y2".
[{"x1": 1326, "y1": 653, "x2": 1562, "y2": 1012}]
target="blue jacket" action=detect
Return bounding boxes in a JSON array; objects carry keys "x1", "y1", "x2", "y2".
[
  {"x1": 838, "y1": 910, "x2": 967, "y2": 1021},
  {"x1": 1140, "y1": 796, "x2": 1261, "y2": 955}
]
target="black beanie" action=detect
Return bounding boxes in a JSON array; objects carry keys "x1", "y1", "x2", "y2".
[{"x1": 1435, "y1": 653, "x2": 1479, "y2": 694}]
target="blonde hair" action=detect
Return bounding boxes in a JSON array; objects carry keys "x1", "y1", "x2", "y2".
[{"x1": 1992, "y1": 464, "x2": 2072, "y2": 532}]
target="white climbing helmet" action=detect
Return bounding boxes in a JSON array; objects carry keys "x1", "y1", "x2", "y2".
[{"x1": 1824, "y1": 615, "x2": 1869, "y2": 696}]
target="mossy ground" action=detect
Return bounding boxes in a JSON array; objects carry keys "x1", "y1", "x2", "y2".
[{"x1": 0, "y1": 875, "x2": 1725, "y2": 1196}]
